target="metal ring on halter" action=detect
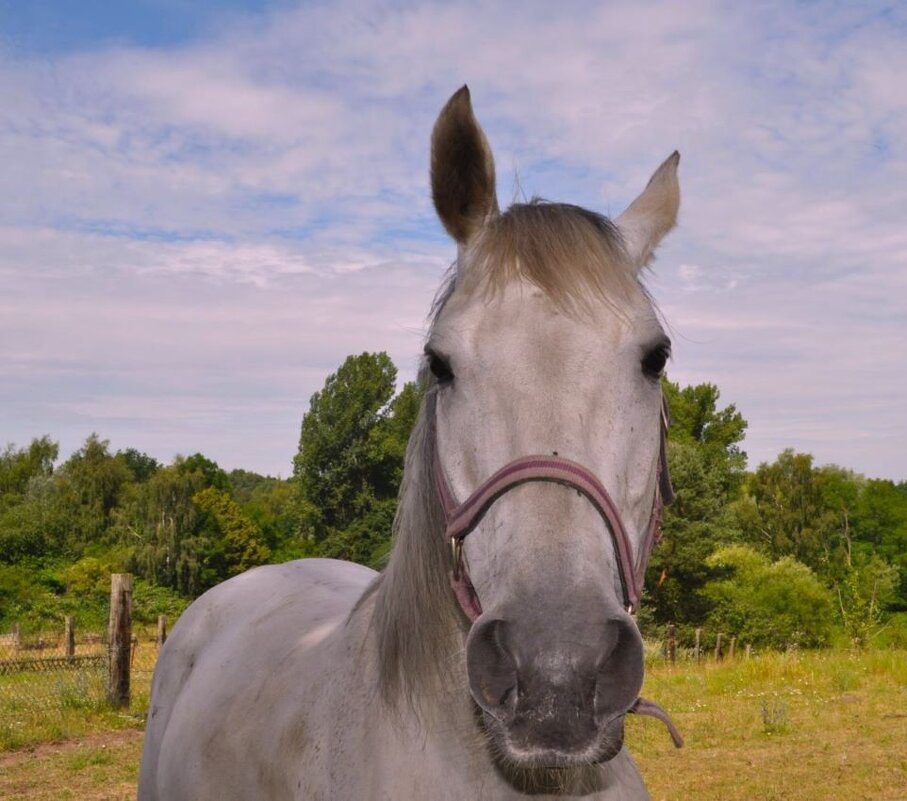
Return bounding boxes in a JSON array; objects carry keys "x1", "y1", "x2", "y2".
[{"x1": 451, "y1": 537, "x2": 464, "y2": 581}]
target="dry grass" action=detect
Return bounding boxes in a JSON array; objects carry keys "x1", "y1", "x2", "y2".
[
  {"x1": 631, "y1": 649, "x2": 907, "y2": 801},
  {"x1": 0, "y1": 649, "x2": 904, "y2": 800}
]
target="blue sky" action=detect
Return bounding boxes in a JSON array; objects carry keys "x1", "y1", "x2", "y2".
[{"x1": 1, "y1": 0, "x2": 906, "y2": 479}]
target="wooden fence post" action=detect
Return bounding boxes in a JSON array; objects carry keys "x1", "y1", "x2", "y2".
[
  {"x1": 107, "y1": 574, "x2": 133, "y2": 708},
  {"x1": 666, "y1": 624, "x2": 676, "y2": 664},
  {"x1": 157, "y1": 615, "x2": 167, "y2": 648},
  {"x1": 694, "y1": 628, "x2": 701, "y2": 664},
  {"x1": 11, "y1": 623, "x2": 21, "y2": 653},
  {"x1": 729, "y1": 636, "x2": 737, "y2": 660},
  {"x1": 714, "y1": 632, "x2": 723, "y2": 661},
  {"x1": 745, "y1": 643, "x2": 752, "y2": 659},
  {"x1": 64, "y1": 616, "x2": 75, "y2": 662}
]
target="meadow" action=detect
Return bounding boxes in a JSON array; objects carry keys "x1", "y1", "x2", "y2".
[{"x1": 0, "y1": 648, "x2": 904, "y2": 800}]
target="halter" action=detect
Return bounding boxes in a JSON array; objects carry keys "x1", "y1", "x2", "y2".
[
  {"x1": 433, "y1": 396, "x2": 675, "y2": 620},
  {"x1": 431, "y1": 395, "x2": 683, "y2": 748}
]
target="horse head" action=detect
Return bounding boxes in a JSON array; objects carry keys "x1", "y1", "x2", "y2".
[{"x1": 427, "y1": 86, "x2": 680, "y2": 769}]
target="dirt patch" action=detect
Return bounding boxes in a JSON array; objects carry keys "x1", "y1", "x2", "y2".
[{"x1": 0, "y1": 728, "x2": 143, "y2": 770}]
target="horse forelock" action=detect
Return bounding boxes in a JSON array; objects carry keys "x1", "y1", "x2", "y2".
[{"x1": 460, "y1": 201, "x2": 645, "y2": 316}]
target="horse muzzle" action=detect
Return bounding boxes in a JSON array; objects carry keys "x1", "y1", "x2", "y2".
[{"x1": 465, "y1": 612, "x2": 644, "y2": 767}]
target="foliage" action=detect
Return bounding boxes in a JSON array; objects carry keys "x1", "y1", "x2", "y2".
[
  {"x1": 191, "y1": 487, "x2": 271, "y2": 578},
  {"x1": 834, "y1": 556, "x2": 899, "y2": 647},
  {"x1": 704, "y1": 545, "x2": 835, "y2": 648},
  {"x1": 737, "y1": 450, "x2": 829, "y2": 570},
  {"x1": 294, "y1": 352, "x2": 422, "y2": 564},
  {"x1": 116, "y1": 448, "x2": 160, "y2": 483},
  {"x1": 644, "y1": 378, "x2": 747, "y2": 625},
  {"x1": 0, "y1": 437, "x2": 58, "y2": 500},
  {"x1": 0, "y1": 557, "x2": 187, "y2": 634}
]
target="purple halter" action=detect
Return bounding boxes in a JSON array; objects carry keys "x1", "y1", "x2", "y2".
[{"x1": 433, "y1": 397, "x2": 674, "y2": 620}]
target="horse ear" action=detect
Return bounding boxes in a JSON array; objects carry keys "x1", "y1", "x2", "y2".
[
  {"x1": 615, "y1": 152, "x2": 680, "y2": 272},
  {"x1": 431, "y1": 86, "x2": 499, "y2": 244}
]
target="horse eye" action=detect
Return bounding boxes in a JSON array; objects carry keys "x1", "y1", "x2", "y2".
[
  {"x1": 426, "y1": 350, "x2": 454, "y2": 383},
  {"x1": 642, "y1": 343, "x2": 670, "y2": 379}
]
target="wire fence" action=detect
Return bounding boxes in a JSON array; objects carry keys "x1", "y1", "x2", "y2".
[{"x1": 0, "y1": 613, "x2": 162, "y2": 750}]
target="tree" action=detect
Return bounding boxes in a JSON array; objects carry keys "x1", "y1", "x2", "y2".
[
  {"x1": 117, "y1": 448, "x2": 161, "y2": 483},
  {"x1": 294, "y1": 352, "x2": 398, "y2": 537},
  {"x1": 736, "y1": 449, "x2": 829, "y2": 570},
  {"x1": 119, "y1": 454, "x2": 231, "y2": 594},
  {"x1": 853, "y1": 480, "x2": 907, "y2": 608},
  {"x1": 704, "y1": 545, "x2": 835, "y2": 648},
  {"x1": 0, "y1": 436, "x2": 58, "y2": 501},
  {"x1": 56, "y1": 434, "x2": 132, "y2": 549},
  {"x1": 192, "y1": 487, "x2": 271, "y2": 578},
  {"x1": 229, "y1": 471, "x2": 305, "y2": 562},
  {"x1": 835, "y1": 555, "x2": 899, "y2": 647},
  {"x1": 644, "y1": 378, "x2": 748, "y2": 626},
  {"x1": 293, "y1": 353, "x2": 423, "y2": 565},
  {"x1": 662, "y1": 379, "x2": 747, "y2": 494}
]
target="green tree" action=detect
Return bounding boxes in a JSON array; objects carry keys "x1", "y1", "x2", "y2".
[
  {"x1": 835, "y1": 555, "x2": 899, "y2": 647},
  {"x1": 293, "y1": 352, "x2": 422, "y2": 565},
  {"x1": 229, "y1": 471, "x2": 305, "y2": 562},
  {"x1": 0, "y1": 474, "x2": 67, "y2": 561},
  {"x1": 853, "y1": 479, "x2": 907, "y2": 609},
  {"x1": 119, "y1": 454, "x2": 229, "y2": 594},
  {"x1": 117, "y1": 448, "x2": 161, "y2": 483},
  {"x1": 662, "y1": 379, "x2": 747, "y2": 493},
  {"x1": 736, "y1": 450, "x2": 828, "y2": 570},
  {"x1": 704, "y1": 545, "x2": 835, "y2": 648},
  {"x1": 0, "y1": 436, "x2": 58, "y2": 502},
  {"x1": 56, "y1": 434, "x2": 132, "y2": 549},
  {"x1": 295, "y1": 352, "x2": 398, "y2": 537},
  {"x1": 192, "y1": 487, "x2": 271, "y2": 578},
  {"x1": 644, "y1": 378, "x2": 748, "y2": 626}
]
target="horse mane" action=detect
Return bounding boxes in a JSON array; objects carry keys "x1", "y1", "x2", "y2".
[{"x1": 365, "y1": 201, "x2": 643, "y2": 714}]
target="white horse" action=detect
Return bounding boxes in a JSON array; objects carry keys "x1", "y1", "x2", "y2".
[{"x1": 139, "y1": 86, "x2": 681, "y2": 800}]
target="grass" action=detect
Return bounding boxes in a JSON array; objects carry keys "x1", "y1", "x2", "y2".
[
  {"x1": 0, "y1": 647, "x2": 904, "y2": 799},
  {"x1": 630, "y1": 649, "x2": 907, "y2": 800},
  {"x1": 0, "y1": 732, "x2": 143, "y2": 801},
  {"x1": 0, "y1": 639, "x2": 156, "y2": 751}
]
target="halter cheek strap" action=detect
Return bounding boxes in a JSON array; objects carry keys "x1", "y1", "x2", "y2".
[{"x1": 433, "y1": 397, "x2": 674, "y2": 619}]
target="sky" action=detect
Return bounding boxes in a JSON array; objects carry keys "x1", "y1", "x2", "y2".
[{"x1": 1, "y1": 0, "x2": 905, "y2": 480}]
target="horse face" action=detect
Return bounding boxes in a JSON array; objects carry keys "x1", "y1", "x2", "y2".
[{"x1": 429, "y1": 87, "x2": 679, "y2": 768}]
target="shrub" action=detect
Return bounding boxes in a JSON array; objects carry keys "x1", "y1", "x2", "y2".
[{"x1": 704, "y1": 545, "x2": 835, "y2": 648}]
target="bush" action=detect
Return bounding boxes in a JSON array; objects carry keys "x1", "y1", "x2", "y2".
[{"x1": 704, "y1": 545, "x2": 835, "y2": 648}]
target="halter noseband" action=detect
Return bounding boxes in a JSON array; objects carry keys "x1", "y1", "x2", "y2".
[{"x1": 432, "y1": 396, "x2": 674, "y2": 620}]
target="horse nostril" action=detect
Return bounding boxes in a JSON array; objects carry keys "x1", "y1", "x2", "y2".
[
  {"x1": 594, "y1": 617, "x2": 645, "y2": 723},
  {"x1": 466, "y1": 618, "x2": 518, "y2": 717}
]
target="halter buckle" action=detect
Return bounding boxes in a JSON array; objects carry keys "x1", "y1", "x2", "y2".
[{"x1": 451, "y1": 536, "x2": 464, "y2": 581}]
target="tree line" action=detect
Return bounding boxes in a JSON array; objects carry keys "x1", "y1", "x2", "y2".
[{"x1": 2, "y1": 352, "x2": 905, "y2": 647}]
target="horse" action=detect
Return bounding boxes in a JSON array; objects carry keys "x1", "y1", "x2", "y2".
[{"x1": 138, "y1": 85, "x2": 682, "y2": 800}]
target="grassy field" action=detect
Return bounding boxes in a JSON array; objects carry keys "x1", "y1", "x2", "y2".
[
  {"x1": 632, "y1": 648, "x2": 907, "y2": 800},
  {"x1": 0, "y1": 649, "x2": 904, "y2": 800}
]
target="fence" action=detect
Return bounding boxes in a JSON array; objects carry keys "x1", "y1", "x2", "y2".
[
  {"x1": 651, "y1": 623, "x2": 756, "y2": 665},
  {"x1": 0, "y1": 574, "x2": 165, "y2": 750}
]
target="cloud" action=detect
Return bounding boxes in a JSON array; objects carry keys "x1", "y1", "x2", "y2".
[{"x1": 1, "y1": 0, "x2": 905, "y2": 478}]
